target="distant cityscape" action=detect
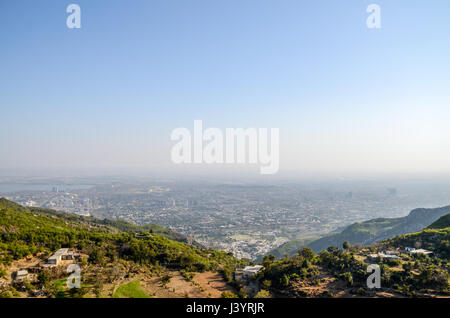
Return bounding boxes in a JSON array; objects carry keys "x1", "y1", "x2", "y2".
[{"x1": 2, "y1": 177, "x2": 450, "y2": 260}]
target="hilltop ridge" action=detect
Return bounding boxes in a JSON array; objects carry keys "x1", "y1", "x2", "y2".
[
  {"x1": 0, "y1": 198, "x2": 246, "y2": 298},
  {"x1": 268, "y1": 205, "x2": 450, "y2": 256}
]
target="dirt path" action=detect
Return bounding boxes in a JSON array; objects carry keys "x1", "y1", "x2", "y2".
[
  {"x1": 192, "y1": 271, "x2": 236, "y2": 298},
  {"x1": 109, "y1": 271, "x2": 235, "y2": 298}
]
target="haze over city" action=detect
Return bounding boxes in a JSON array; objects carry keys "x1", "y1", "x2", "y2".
[{"x1": 1, "y1": 0, "x2": 450, "y2": 177}]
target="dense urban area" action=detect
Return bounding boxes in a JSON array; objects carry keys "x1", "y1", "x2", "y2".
[{"x1": 2, "y1": 176, "x2": 450, "y2": 260}]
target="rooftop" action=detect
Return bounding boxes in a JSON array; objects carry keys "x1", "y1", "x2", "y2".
[{"x1": 243, "y1": 265, "x2": 263, "y2": 273}]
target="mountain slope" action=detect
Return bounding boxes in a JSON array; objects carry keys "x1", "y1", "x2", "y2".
[
  {"x1": 382, "y1": 213, "x2": 450, "y2": 260},
  {"x1": 258, "y1": 220, "x2": 450, "y2": 298},
  {"x1": 0, "y1": 198, "x2": 241, "y2": 270},
  {"x1": 427, "y1": 213, "x2": 450, "y2": 230},
  {"x1": 268, "y1": 205, "x2": 450, "y2": 256},
  {"x1": 0, "y1": 198, "x2": 249, "y2": 298},
  {"x1": 28, "y1": 205, "x2": 203, "y2": 248}
]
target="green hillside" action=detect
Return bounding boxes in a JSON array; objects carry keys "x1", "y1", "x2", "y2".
[
  {"x1": 427, "y1": 213, "x2": 450, "y2": 230},
  {"x1": 268, "y1": 205, "x2": 450, "y2": 257},
  {"x1": 0, "y1": 198, "x2": 243, "y2": 271},
  {"x1": 28, "y1": 205, "x2": 203, "y2": 248},
  {"x1": 2, "y1": 198, "x2": 448, "y2": 298},
  {"x1": 382, "y1": 214, "x2": 450, "y2": 260},
  {"x1": 258, "y1": 221, "x2": 450, "y2": 298},
  {"x1": 256, "y1": 237, "x2": 316, "y2": 262}
]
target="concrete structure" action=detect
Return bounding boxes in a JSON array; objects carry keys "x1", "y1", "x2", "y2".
[
  {"x1": 405, "y1": 247, "x2": 433, "y2": 255},
  {"x1": 234, "y1": 265, "x2": 264, "y2": 281},
  {"x1": 379, "y1": 253, "x2": 399, "y2": 260},
  {"x1": 242, "y1": 265, "x2": 263, "y2": 278},
  {"x1": 367, "y1": 252, "x2": 400, "y2": 262},
  {"x1": 46, "y1": 248, "x2": 70, "y2": 266},
  {"x1": 14, "y1": 270, "x2": 29, "y2": 281}
]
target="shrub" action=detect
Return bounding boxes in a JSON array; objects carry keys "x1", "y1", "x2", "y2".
[
  {"x1": 221, "y1": 291, "x2": 238, "y2": 298},
  {"x1": 254, "y1": 290, "x2": 271, "y2": 298}
]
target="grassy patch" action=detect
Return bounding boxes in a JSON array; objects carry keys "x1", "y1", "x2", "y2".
[
  {"x1": 113, "y1": 280, "x2": 150, "y2": 298},
  {"x1": 54, "y1": 279, "x2": 67, "y2": 298}
]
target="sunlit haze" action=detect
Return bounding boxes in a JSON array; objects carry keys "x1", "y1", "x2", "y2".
[{"x1": 1, "y1": 0, "x2": 450, "y2": 177}]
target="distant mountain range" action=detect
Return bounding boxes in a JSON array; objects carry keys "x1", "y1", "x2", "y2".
[{"x1": 269, "y1": 205, "x2": 450, "y2": 256}]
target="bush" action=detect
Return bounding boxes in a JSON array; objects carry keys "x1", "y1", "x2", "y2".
[
  {"x1": 221, "y1": 291, "x2": 238, "y2": 298},
  {"x1": 298, "y1": 248, "x2": 315, "y2": 260},
  {"x1": 181, "y1": 270, "x2": 195, "y2": 281},
  {"x1": 0, "y1": 290, "x2": 13, "y2": 298},
  {"x1": 280, "y1": 274, "x2": 290, "y2": 287},
  {"x1": 339, "y1": 272, "x2": 353, "y2": 287},
  {"x1": 254, "y1": 290, "x2": 271, "y2": 298},
  {"x1": 161, "y1": 273, "x2": 172, "y2": 286}
]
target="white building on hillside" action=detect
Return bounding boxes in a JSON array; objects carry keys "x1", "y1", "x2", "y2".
[
  {"x1": 46, "y1": 248, "x2": 70, "y2": 266},
  {"x1": 405, "y1": 247, "x2": 433, "y2": 255},
  {"x1": 243, "y1": 265, "x2": 263, "y2": 278}
]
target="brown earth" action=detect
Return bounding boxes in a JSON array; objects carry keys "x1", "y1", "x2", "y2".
[{"x1": 104, "y1": 271, "x2": 236, "y2": 298}]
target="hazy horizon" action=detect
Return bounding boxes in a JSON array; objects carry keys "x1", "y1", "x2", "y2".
[{"x1": 2, "y1": 1, "x2": 450, "y2": 176}]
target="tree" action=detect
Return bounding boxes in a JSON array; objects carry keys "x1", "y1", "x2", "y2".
[
  {"x1": 238, "y1": 287, "x2": 248, "y2": 298},
  {"x1": 263, "y1": 254, "x2": 275, "y2": 263},
  {"x1": 220, "y1": 268, "x2": 233, "y2": 283},
  {"x1": 340, "y1": 272, "x2": 353, "y2": 287},
  {"x1": 221, "y1": 291, "x2": 238, "y2": 298},
  {"x1": 254, "y1": 290, "x2": 271, "y2": 298},
  {"x1": 261, "y1": 280, "x2": 272, "y2": 290},
  {"x1": 262, "y1": 254, "x2": 275, "y2": 268},
  {"x1": 161, "y1": 273, "x2": 172, "y2": 286},
  {"x1": 69, "y1": 286, "x2": 89, "y2": 298},
  {"x1": 298, "y1": 248, "x2": 315, "y2": 260},
  {"x1": 44, "y1": 281, "x2": 60, "y2": 297},
  {"x1": 343, "y1": 241, "x2": 351, "y2": 250},
  {"x1": 0, "y1": 290, "x2": 13, "y2": 298},
  {"x1": 37, "y1": 270, "x2": 52, "y2": 285},
  {"x1": 280, "y1": 274, "x2": 290, "y2": 287}
]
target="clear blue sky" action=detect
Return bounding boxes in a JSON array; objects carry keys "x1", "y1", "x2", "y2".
[{"x1": 1, "y1": 0, "x2": 450, "y2": 175}]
